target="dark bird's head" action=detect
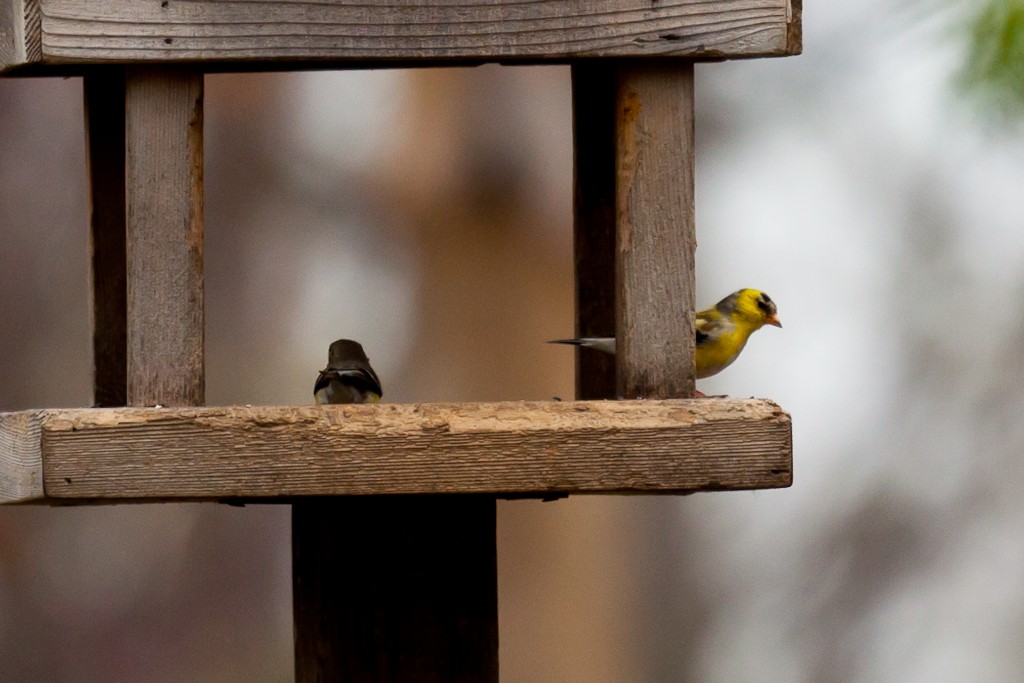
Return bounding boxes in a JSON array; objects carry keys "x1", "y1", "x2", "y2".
[
  {"x1": 315, "y1": 339, "x2": 382, "y2": 404},
  {"x1": 327, "y1": 339, "x2": 371, "y2": 367}
]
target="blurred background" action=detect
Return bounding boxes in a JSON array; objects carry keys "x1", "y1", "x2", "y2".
[{"x1": 4, "y1": 0, "x2": 1024, "y2": 681}]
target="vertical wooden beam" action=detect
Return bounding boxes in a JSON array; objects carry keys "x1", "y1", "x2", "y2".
[
  {"x1": 571, "y1": 64, "x2": 697, "y2": 683},
  {"x1": 293, "y1": 496, "x2": 499, "y2": 682},
  {"x1": 606, "y1": 62, "x2": 699, "y2": 681},
  {"x1": 571, "y1": 64, "x2": 617, "y2": 401},
  {"x1": 84, "y1": 69, "x2": 127, "y2": 407},
  {"x1": 615, "y1": 62, "x2": 696, "y2": 399},
  {"x1": 124, "y1": 67, "x2": 205, "y2": 406}
]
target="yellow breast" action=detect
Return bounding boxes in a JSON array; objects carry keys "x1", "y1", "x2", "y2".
[{"x1": 695, "y1": 323, "x2": 757, "y2": 379}]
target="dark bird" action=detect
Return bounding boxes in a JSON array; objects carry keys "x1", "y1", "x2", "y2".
[{"x1": 314, "y1": 339, "x2": 382, "y2": 404}]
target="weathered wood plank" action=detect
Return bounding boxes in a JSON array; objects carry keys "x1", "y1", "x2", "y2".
[
  {"x1": 294, "y1": 496, "x2": 499, "y2": 682},
  {"x1": 0, "y1": 400, "x2": 792, "y2": 503},
  {"x1": 125, "y1": 66, "x2": 204, "y2": 406},
  {"x1": 84, "y1": 68, "x2": 128, "y2": 408},
  {"x1": 0, "y1": 411, "x2": 44, "y2": 503},
  {"x1": 0, "y1": 0, "x2": 21, "y2": 67},
  {"x1": 615, "y1": 62, "x2": 696, "y2": 399},
  {"x1": 0, "y1": 0, "x2": 799, "y2": 72},
  {"x1": 571, "y1": 63, "x2": 617, "y2": 401}
]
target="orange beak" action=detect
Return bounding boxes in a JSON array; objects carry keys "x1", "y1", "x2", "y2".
[{"x1": 765, "y1": 313, "x2": 782, "y2": 328}]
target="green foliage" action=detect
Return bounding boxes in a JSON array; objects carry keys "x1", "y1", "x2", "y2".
[{"x1": 963, "y1": 0, "x2": 1024, "y2": 116}]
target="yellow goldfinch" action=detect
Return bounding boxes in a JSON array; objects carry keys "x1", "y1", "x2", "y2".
[
  {"x1": 550, "y1": 289, "x2": 781, "y2": 380},
  {"x1": 314, "y1": 339, "x2": 382, "y2": 404}
]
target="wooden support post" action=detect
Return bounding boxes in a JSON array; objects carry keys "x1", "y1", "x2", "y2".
[
  {"x1": 84, "y1": 69, "x2": 128, "y2": 407},
  {"x1": 615, "y1": 62, "x2": 697, "y2": 399},
  {"x1": 293, "y1": 496, "x2": 499, "y2": 682},
  {"x1": 571, "y1": 64, "x2": 617, "y2": 401},
  {"x1": 124, "y1": 67, "x2": 205, "y2": 407},
  {"x1": 611, "y1": 62, "x2": 698, "y2": 680}
]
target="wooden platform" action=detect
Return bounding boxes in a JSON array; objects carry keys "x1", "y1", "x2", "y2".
[
  {"x1": 0, "y1": 0, "x2": 801, "y2": 74},
  {"x1": 0, "y1": 398, "x2": 792, "y2": 504}
]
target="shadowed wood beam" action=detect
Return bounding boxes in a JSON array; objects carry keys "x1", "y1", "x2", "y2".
[
  {"x1": 84, "y1": 68, "x2": 128, "y2": 408},
  {"x1": 125, "y1": 66, "x2": 204, "y2": 407},
  {"x1": 294, "y1": 496, "x2": 499, "y2": 682},
  {"x1": 615, "y1": 62, "x2": 696, "y2": 399},
  {"x1": 0, "y1": 400, "x2": 792, "y2": 504},
  {"x1": 0, "y1": 0, "x2": 801, "y2": 73},
  {"x1": 571, "y1": 63, "x2": 617, "y2": 400}
]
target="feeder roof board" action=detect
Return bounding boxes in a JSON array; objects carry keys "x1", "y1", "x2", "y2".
[{"x1": 0, "y1": 0, "x2": 801, "y2": 75}]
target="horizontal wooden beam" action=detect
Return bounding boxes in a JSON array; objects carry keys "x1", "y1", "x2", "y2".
[
  {"x1": 0, "y1": 399, "x2": 792, "y2": 504},
  {"x1": 0, "y1": 0, "x2": 801, "y2": 74}
]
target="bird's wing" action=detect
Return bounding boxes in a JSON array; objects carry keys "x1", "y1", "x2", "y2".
[
  {"x1": 314, "y1": 366, "x2": 383, "y2": 397},
  {"x1": 695, "y1": 311, "x2": 733, "y2": 348}
]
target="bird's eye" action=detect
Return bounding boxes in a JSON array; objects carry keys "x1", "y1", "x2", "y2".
[{"x1": 756, "y1": 295, "x2": 772, "y2": 314}]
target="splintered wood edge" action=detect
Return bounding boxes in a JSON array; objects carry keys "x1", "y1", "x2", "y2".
[{"x1": 0, "y1": 399, "x2": 792, "y2": 504}]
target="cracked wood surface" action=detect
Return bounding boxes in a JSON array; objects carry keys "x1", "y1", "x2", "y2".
[
  {"x1": 1, "y1": 0, "x2": 801, "y2": 73},
  {"x1": 0, "y1": 399, "x2": 792, "y2": 503}
]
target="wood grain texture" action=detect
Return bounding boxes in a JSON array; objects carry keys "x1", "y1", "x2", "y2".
[
  {"x1": 615, "y1": 62, "x2": 696, "y2": 399},
  {"x1": 1, "y1": 0, "x2": 42, "y2": 68},
  {"x1": 571, "y1": 63, "x2": 617, "y2": 401},
  {"x1": 294, "y1": 496, "x2": 499, "y2": 682},
  {"x1": 0, "y1": 399, "x2": 792, "y2": 503},
  {"x1": 125, "y1": 66, "x2": 204, "y2": 406},
  {"x1": 0, "y1": 0, "x2": 799, "y2": 72},
  {"x1": 0, "y1": 411, "x2": 44, "y2": 503},
  {"x1": 23, "y1": 0, "x2": 39, "y2": 60},
  {"x1": 84, "y1": 68, "x2": 128, "y2": 408}
]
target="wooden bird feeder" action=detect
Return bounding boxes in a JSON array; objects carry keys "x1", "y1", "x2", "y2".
[{"x1": 0, "y1": 1, "x2": 799, "y2": 679}]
